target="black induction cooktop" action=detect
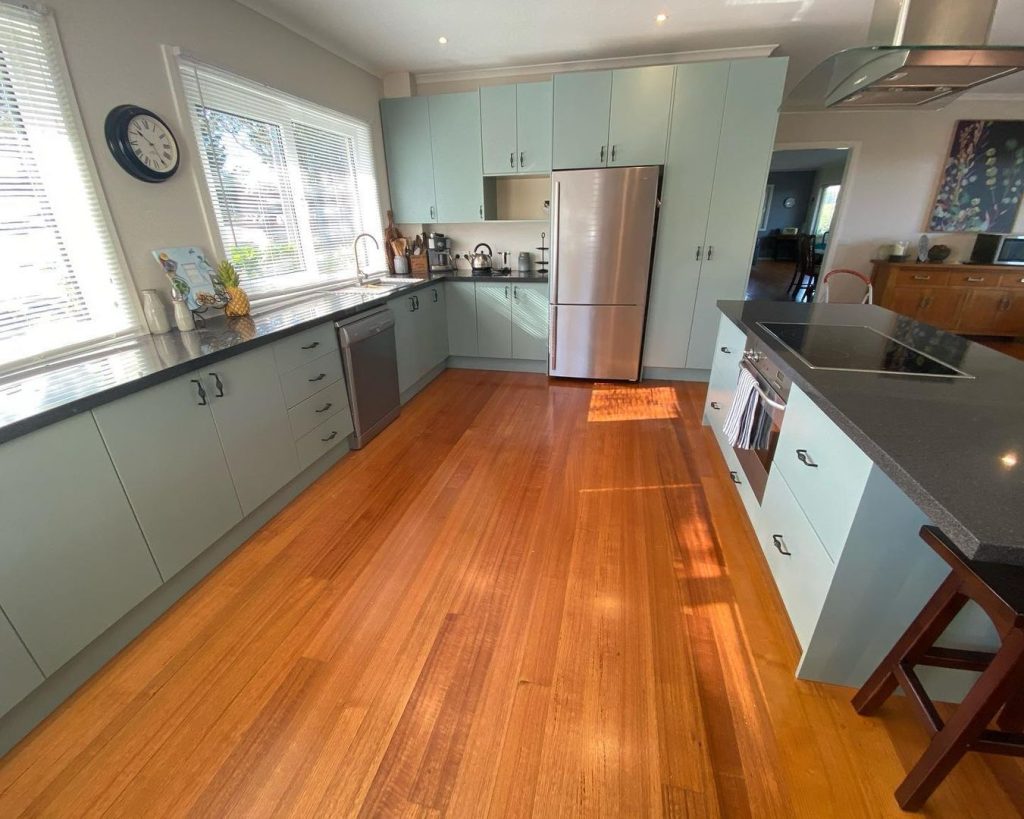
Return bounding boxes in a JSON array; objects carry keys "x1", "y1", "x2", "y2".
[{"x1": 758, "y1": 322, "x2": 973, "y2": 378}]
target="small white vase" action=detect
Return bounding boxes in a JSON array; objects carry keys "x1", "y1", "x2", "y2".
[
  {"x1": 141, "y1": 289, "x2": 172, "y2": 334},
  {"x1": 173, "y1": 299, "x2": 196, "y2": 332}
]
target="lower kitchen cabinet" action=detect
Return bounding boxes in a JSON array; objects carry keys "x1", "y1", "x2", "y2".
[
  {"x1": 208, "y1": 346, "x2": 299, "y2": 515},
  {"x1": 0, "y1": 414, "x2": 162, "y2": 676},
  {"x1": 703, "y1": 316, "x2": 747, "y2": 434},
  {"x1": 0, "y1": 610, "x2": 42, "y2": 715},
  {"x1": 391, "y1": 292, "x2": 420, "y2": 393},
  {"x1": 421, "y1": 284, "x2": 449, "y2": 370},
  {"x1": 511, "y1": 282, "x2": 549, "y2": 360},
  {"x1": 390, "y1": 286, "x2": 450, "y2": 395},
  {"x1": 94, "y1": 371, "x2": 244, "y2": 580},
  {"x1": 446, "y1": 282, "x2": 479, "y2": 356},
  {"x1": 476, "y1": 282, "x2": 514, "y2": 358}
]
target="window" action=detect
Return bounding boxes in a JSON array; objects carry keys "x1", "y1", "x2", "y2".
[
  {"x1": 812, "y1": 184, "x2": 841, "y2": 236},
  {"x1": 178, "y1": 58, "x2": 383, "y2": 298},
  {"x1": 0, "y1": 4, "x2": 140, "y2": 372}
]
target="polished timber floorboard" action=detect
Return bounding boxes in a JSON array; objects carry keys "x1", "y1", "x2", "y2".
[{"x1": 1, "y1": 371, "x2": 1022, "y2": 817}]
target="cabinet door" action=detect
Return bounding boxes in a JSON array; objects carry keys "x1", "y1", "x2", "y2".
[
  {"x1": 390, "y1": 293, "x2": 420, "y2": 393},
  {"x1": 552, "y1": 70, "x2": 612, "y2": 170},
  {"x1": 996, "y1": 292, "x2": 1024, "y2": 334},
  {"x1": 703, "y1": 315, "x2": 747, "y2": 434},
  {"x1": 446, "y1": 282, "x2": 479, "y2": 356},
  {"x1": 0, "y1": 609, "x2": 42, "y2": 715},
  {"x1": 208, "y1": 346, "x2": 299, "y2": 515},
  {"x1": 511, "y1": 282, "x2": 549, "y2": 360},
  {"x1": 686, "y1": 57, "x2": 787, "y2": 369},
  {"x1": 476, "y1": 282, "x2": 514, "y2": 358},
  {"x1": 94, "y1": 373, "x2": 244, "y2": 580},
  {"x1": 0, "y1": 414, "x2": 162, "y2": 675},
  {"x1": 481, "y1": 84, "x2": 518, "y2": 175},
  {"x1": 424, "y1": 284, "x2": 449, "y2": 370},
  {"x1": 644, "y1": 62, "x2": 729, "y2": 369},
  {"x1": 429, "y1": 92, "x2": 485, "y2": 222},
  {"x1": 516, "y1": 81, "x2": 552, "y2": 174},
  {"x1": 607, "y1": 66, "x2": 675, "y2": 167},
  {"x1": 890, "y1": 286, "x2": 965, "y2": 329},
  {"x1": 380, "y1": 97, "x2": 436, "y2": 223}
]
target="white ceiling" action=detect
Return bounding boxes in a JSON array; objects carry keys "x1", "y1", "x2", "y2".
[{"x1": 236, "y1": 0, "x2": 1024, "y2": 95}]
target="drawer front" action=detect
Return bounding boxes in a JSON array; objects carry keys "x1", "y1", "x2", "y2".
[
  {"x1": 288, "y1": 378, "x2": 349, "y2": 440},
  {"x1": 296, "y1": 411, "x2": 354, "y2": 470},
  {"x1": 280, "y1": 351, "x2": 344, "y2": 408},
  {"x1": 711, "y1": 421, "x2": 762, "y2": 529},
  {"x1": 950, "y1": 271, "x2": 997, "y2": 287},
  {"x1": 272, "y1": 323, "x2": 338, "y2": 375},
  {"x1": 893, "y1": 269, "x2": 949, "y2": 287},
  {"x1": 774, "y1": 383, "x2": 873, "y2": 561},
  {"x1": 998, "y1": 272, "x2": 1024, "y2": 289},
  {"x1": 704, "y1": 317, "x2": 747, "y2": 433},
  {"x1": 755, "y1": 469, "x2": 835, "y2": 648}
]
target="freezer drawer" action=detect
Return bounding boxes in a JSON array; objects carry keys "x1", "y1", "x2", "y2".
[{"x1": 549, "y1": 304, "x2": 645, "y2": 381}]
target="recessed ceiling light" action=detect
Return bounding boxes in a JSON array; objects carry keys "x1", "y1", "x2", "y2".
[
  {"x1": 655, "y1": 13, "x2": 667, "y2": 24},
  {"x1": 438, "y1": 36, "x2": 448, "y2": 44}
]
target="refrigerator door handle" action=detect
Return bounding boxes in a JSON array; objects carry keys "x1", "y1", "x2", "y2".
[
  {"x1": 551, "y1": 181, "x2": 561, "y2": 304},
  {"x1": 549, "y1": 306, "x2": 557, "y2": 371}
]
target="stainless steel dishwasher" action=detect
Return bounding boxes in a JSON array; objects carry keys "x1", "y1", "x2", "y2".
[{"x1": 335, "y1": 307, "x2": 401, "y2": 449}]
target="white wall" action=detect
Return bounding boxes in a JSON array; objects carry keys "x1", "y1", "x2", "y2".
[
  {"x1": 776, "y1": 99, "x2": 1024, "y2": 280},
  {"x1": 46, "y1": 0, "x2": 384, "y2": 295}
]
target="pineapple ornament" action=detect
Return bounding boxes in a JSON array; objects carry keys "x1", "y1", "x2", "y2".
[{"x1": 216, "y1": 260, "x2": 251, "y2": 317}]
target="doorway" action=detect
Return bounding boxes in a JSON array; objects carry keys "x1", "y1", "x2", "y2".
[{"x1": 747, "y1": 147, "x2": 851, "y2": 302}]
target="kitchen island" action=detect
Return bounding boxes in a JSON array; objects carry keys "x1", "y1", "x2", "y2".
[{"x1": 705, "y1": 300, "x2": 1023, "y2": 700}]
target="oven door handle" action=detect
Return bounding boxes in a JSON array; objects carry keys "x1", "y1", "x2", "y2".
[{"x1": 738, "y1": 360, "x2": 787, "y2": 411}]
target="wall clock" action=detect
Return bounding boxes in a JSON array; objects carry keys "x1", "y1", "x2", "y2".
[
  {"x1": 783, "y1": 196, "x2": 796, "y2": 208},
  {"x1": 104, "y1": 105, "x2": 179, "y2": 183}
]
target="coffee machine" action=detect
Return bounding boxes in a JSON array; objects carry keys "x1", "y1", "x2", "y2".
[{"x1": 427, "y1": 233, "x2": 455, "y2": 275}]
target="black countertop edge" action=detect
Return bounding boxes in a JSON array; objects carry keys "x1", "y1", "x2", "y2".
[
  {"x1": 0, "y1": 277, "x2": 458, "y2": 447},
  {"x1": 444, "y1": 273, "x2": 549, "y2": 283},
  {"x1": 717, "y1": 299, "x2": 1024, "y2": 567}
]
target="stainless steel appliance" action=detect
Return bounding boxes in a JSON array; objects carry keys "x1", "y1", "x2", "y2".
[
  {"x1": 427, "y1": 233, "x2": 455, "y2": 274},
  {"x1": 469, "y1": 243, "x2": 493, "y2": 276},
  {"x1": 335, "y1": 307, "x2": 401, "y2": 449},
  {"x1": 548, "y1": 166, "x2": 661, "y2": 381},
  {"x1": 734, "y1": 331, "x2": 790, "y2": 503},
  {"x1": 969, "y1": 234, "x2": 1024, "y2": 267}
]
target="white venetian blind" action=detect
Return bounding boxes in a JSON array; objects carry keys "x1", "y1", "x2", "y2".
[
  {"x1": 178, "y1": 57, "x2": 383, "y2": 296},
  {"x1": 0, "y1": 3, "x2": 141, "y2": 372}
]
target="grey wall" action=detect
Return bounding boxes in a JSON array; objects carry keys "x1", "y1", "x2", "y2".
[{"x1": 761, "y1": 171, "x2": 814, "y2": 235}]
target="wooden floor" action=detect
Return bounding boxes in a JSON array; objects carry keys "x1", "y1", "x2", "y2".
[{"x1": 1, "y1": 371, "x2": 1022, "y2": 817}]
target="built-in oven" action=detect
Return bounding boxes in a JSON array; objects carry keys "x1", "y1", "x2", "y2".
[{"x1": 733, "y1": 332, "x2": 790, "y2": 503}]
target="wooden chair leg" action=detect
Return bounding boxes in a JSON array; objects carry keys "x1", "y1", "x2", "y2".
[
  {"x1": 997, "y1": 687, "x2": 1024, "y2": 732},
  {"x1": 896, "y1": 629, "x2": 1024, "y2": 811},
  {"x1": 852, "y1": 574, "x2": 967, "y2": 716}
]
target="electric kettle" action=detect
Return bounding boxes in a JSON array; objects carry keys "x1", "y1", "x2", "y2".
[{"x1": 470, "y1": 243, "x2": 493, "y2": 275}]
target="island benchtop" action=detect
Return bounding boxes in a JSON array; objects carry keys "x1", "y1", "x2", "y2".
[{"x1": 718, "y1": 300, "x2": 1024, "y2": 566}]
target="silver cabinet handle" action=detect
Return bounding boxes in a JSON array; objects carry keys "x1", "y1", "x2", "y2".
[
  {"x1": 772, "y1": 534, "x2": 792, "y2": 556},
  {"x1": 706, "y1": 245, "x2": 714, "y2": 261},
  {"x1": 301, "y1": 341, "x2": 320, "y2": 350},
  {"x1": 549, "y1": 307, "x2": 557, "y2": 370},
  {"x1": 309, "y1": 373, "x2": 327, "y2": 382},
  {"x1": 321, "y1": 430, "x2": 338, "y2": 442},
  {"x1": 729, "y1": 471, "x2": 741, "y2": 485},
  {"x1": 796, "y1": 449, "x2": 818, "y2": 468},
  {"x1": 429, "y1": 205, "x2": 436, "y2": 220},
  {"x1": 520, "y1": 151, "x2": 525, "y2": 168},
  {"x1": 408, "y1": 296, "x2": 416, "y2": 312},
  {"x1": 510, "y1": 151, "x2": 515, "y2": 169},
  {"x1": 611, "y1": 144, "x2": 617, "y2": 162},
  {"x1": 479, "y1": 204, "x2": 483, "y2": 220},
  {"x1": 432, "y1": 287, "x2": 439, "y2": 302},
  {"x1": 209, "y1": 372, "x2": 224, "y2": 397},
  {"x1": 551, "y1": 182, "x2": 561, "y2": 303},
  {"x1": 720, "y1": 346, "x2": 731, "y2": 354},
  {"x1": 413, "y1": 295, "x2": 419, "y2": 310},
  {"x1": 912, "y1": 274, "x2": 931, "y2": 281},
  {"x1": 966, "y1": 276, "x2": 986, "y2": 282},
  {"x1": 315, "y1": 402, "x2": 333, "y2": 413},
  {"x1": 513, "y1": 285, "x2": 518, "y2": 300},
  {"x1": 599, "y1": 145, "x2": 605, "y2": 163},
  {"x1": 695, "y1": 245, "x2": 703, "y2": 261},
  {"x1": 191, "y1": 378, "x2": 207, "y2": 406},
  {"x1": 504, "y1": 285, "x2": 510, "y2": 300},
  {"x1": 710, "y1": 401, "x2": 721, "y2": 410}
]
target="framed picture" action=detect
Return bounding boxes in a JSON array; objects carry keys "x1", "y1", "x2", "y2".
[
  {"x1": 928, "y1": 120, "x2": 1024, "y2": 233},
  {"x1": 759, "y1": 184, "x2": 774, "y2": 231},
  {"x1": 152, "y1": 247, "x2": 223, "y2": 311}
]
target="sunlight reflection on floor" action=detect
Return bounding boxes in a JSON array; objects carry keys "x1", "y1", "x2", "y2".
[{"x1": 586, "y1": 386, "x2": 680, "y2": 423}]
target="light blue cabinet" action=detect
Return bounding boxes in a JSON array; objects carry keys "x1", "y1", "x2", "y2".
[
  {"x1": 644, "y1": 61, "x2": 730, "y2": 370},
  {"x1": 516, "y1": 82, "x2": 552, "y2": 174},
  {"x1": 380, "y1": 96, "x2": 436, "y2": 223},
  {"x1": 390, "y1": 286, "x2": 450, "y2": 395},
  {"x1": 0, "y1": 414, "x2": 162, "y2": 675},
  {"x1": 607, "y1": 66, "x2": 675, "y2": 167},
  {"x1": 511, "y1": 282, "x2": 549, "y2": 360},
  {"x1": 702, "y1": 315, "x2": 747, "y2": 433},
  {"x1": 94, "y1": 372, "x2": 244, "y2": 580},
  {"x1": 0, "y1": 609, "x2": 42, "y2": 716},
  {"x1": 552, "y1": 70, "x2": 613, "y2": 170},
  {"x1": 421, "y1": 284, "x2": 449, "y2": 371},
  {"x1": 446, "y1": 282, "x2": 478, "y2": 356},
  {"x1": 480, "y1": 84, "x2": 518, "y2": 175},
  {"x1": 208, "y1": 346, "x2": 299, "y2": 515},
  {"x1": 476, "y1": 282, "x2": 514, "y2": 358},
  {"x1": 390, "y1": 292, "x2": 420, "y2": 393},
  {"x1": 428, "y1": 92, "x2": 485, "y2": 222}
]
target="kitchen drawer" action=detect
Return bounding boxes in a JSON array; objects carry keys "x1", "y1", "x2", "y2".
[
  {"x1": 704, "y1": 317, "x2": 746, "y2": 434},
  {"x1": 280, "y1": 351, "x2": 344, "y2": 408},
  {"x1": 893, "y1": 269, "x2": 949, "y2": 287},
  {"x1": 950, "y1": 271, "x2": 998, "y2": 287},
  {"x1": 998, "y1": 272, "x2": 1024, "y2": 289},
  {"x1": 711, "y1": 421, "x2": 761, "y2": 530},
  {"x1": 755, "y1": 469, "x2": 835, "y2": 648},
  {"x1": 288, "y1": 378, "x2": 349, "y2": 440},
  {"x1": 295, "y1": 411, "x2": 354, "y2": 470},
  {"x1": 272, "y1": 323, "x2": 338, "y2": 375},
  {"x1": 774, "y1": 383, "x2": 872, "y2": 561}
]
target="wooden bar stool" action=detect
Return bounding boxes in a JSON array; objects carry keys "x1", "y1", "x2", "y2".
[{"x1": 852, "y1": 525, "x2": 1024, "y2": 811}]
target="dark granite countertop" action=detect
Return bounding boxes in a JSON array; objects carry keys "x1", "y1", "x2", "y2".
[
  {"x1": 718, "y1": 299, "x2": 1024, "y2": 565},
  {"x1": 444, "y1": 272, "x2": 549, "y2": 283},
  {"x1": 0, "y1": 277, "x2": 448, "y2": 446}
]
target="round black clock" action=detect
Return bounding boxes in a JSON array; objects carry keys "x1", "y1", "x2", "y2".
[{"x1": 104, "y1": 105, "x2": 179, "y2": 183}]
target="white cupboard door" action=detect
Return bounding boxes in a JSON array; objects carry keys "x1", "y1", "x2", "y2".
[
  {"x1": 94, "y1": 373, "x2": 244, "y2": 580},
  {"x1": 515, "y1": 81, "x2": 552, "y2": 174},
  {"x1": 607, "y1": 66, "x2": 675, "y2": 167},
  {"x1": 552, "y1": 70, "x2": 612, "y2": 170},
  {"x1": 481, "y1": 84, "x2": 518, "y2": 174},
  {"x1": 446, "y1": 283, "x2": 479, "y2": 357},
  {"x1": 512, "y1": 282, "x2": 549, "y2": 360},
  {"x1": 643, "y1": 62, "x2": 729, "y2": 370},
  {"x1": 425, "y1": 285, "x2": 449, "y2": 371},
  {"x1": 390, "y1": 293, "x2": 420, "y2": 393},
  {"x1": 686, "y1": 57, "x2": 787, "y2": 369},
  {"x1": 476, "y1": 282, "x2": 514, "y2": 358}
]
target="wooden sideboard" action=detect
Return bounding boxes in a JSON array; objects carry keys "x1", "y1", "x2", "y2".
[{"x1": 872, "y1": 261, "x2": 1024, "y2": 337}]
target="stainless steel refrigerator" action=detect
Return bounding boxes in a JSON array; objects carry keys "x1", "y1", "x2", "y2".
[{"x1": 548, "y1": 166, "x2": 660, "y2": 381}]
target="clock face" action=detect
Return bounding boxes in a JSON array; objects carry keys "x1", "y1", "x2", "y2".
[{"x1": 126, "y1": 114, "x2": 178, "y2": 174}]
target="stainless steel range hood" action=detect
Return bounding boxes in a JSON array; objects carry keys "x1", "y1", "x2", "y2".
[{"x1": 782, "y1": 0, "x2": 1024, "y2": 111}]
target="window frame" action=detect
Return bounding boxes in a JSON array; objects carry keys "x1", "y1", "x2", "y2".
[{"x1": 0, "y1": 5, "x2": 143, "y2": 378}]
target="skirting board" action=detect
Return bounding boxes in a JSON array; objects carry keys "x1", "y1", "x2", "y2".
[
  {"x1": 447, "y1": 356, "x2": 547, "y2": 374},
  {"x1": 642, "y1": 367, "x2": 710, "y2": 382},
  {"x1": 0, "y1": 441, "x2": 350, "y2": 756}
]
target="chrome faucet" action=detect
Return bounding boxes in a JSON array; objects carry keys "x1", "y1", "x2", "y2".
[{"x1": 352, "y1": 233, "x2": 379, "y2": 284}]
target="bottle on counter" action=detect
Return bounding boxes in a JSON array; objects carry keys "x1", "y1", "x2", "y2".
[
  {"x1": 141, "y1": 289, "x2": 172, "y2": 334},
  {"x1": 171, "y1": 290, "x2": 196, "y2": 332}
]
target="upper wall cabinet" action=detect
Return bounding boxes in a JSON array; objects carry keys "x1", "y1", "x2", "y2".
[
  {"x1": 428, "y1": 92, "x2": 485, "y2": 222},
  {"x1": 380, "y1": 96, "x2": 436, "y2": 223},
  {"x1": 481, "y1": 81, "x2": 553, "y2": 175},
  {"x1": 552, "y1": 66, "x2": 674, "y2": 170}
]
